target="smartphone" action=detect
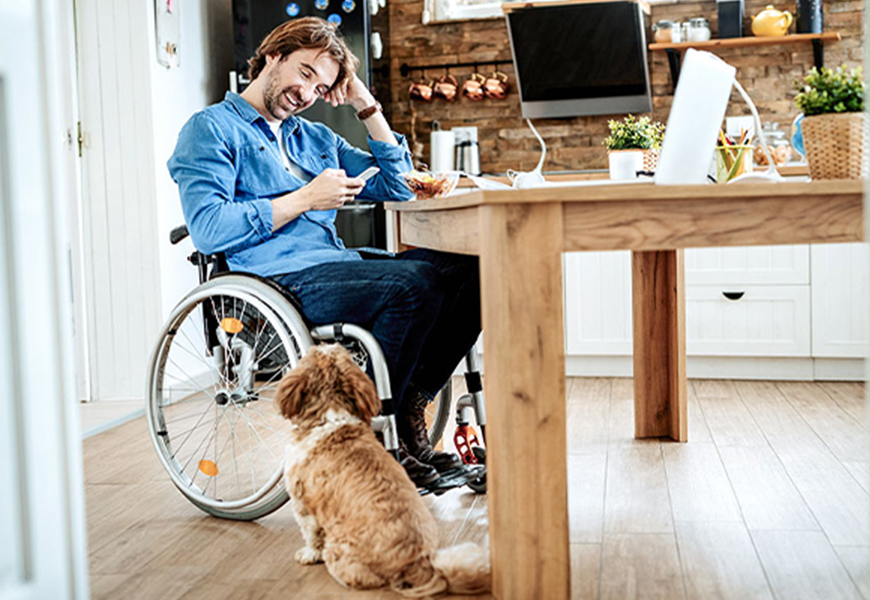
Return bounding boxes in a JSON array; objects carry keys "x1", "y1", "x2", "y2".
[{"x1": 358, "y1": 166, "x2": 380, "y2": 182}]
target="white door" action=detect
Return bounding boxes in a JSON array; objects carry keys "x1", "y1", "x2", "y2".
[
  {"x1": 0, "y1": 1, "x2": 89, "y2": 598},
  {"x1": 73, "y1": 0, "x2": 162, "y2": 402}
]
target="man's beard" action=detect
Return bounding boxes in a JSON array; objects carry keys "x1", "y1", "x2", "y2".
[{"x1": 263, "y1": 72, "x2": 301, "y2": 120}]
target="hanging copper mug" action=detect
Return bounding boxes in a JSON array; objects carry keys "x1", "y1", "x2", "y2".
[
  {"x1": 483, "y1": 70, "x2": 510, "y2": 100},
  {"x1": 409, "y1": 76, "x2": 434, "y2": 102},
  {"x1": 433, "y1": 74, "x2": 459, "y2": 102},
  {"x1": 461, "y1": 72, "x2": 487, "y2": 101}
]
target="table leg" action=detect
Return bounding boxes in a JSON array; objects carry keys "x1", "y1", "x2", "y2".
[
  {"x1": 631, "y1": 249, "x2": 687, "y2": 441},
  {"x1": 479, "y1": 204, "x2": 569, "y2": 600}
]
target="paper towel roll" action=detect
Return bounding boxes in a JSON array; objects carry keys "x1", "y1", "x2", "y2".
[{"x1": 430, "y1": 130, "x2": 455, "y2": 173}]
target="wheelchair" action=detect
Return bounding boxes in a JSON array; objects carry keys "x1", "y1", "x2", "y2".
[{"x1": 145, "y1": 225, "x2": 487, "y2": 521}]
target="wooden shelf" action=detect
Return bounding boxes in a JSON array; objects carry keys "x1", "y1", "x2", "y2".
[
  {"x1": 649, "y1": 32, "x2": 842, "y2": 87},
  {"x1": 648, "y1": 32, "x2": 841, "y2": 52}
]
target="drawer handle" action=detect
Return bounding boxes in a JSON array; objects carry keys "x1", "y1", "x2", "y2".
[{"x1": 722, "y1": 291, "x2": 745, "y2": 301}]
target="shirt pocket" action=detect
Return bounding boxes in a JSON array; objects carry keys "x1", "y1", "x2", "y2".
[{"x1": 236, "y1": 144, "x2": 291, "y2": 199}]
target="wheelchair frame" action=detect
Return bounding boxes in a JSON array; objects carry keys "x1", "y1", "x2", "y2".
[{"x1": 146, "y1": 226, "x2": 486, "y2": 520}]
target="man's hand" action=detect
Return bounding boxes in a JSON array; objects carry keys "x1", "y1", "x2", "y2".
[
  {"x1": 323, "y1": 74, "x2": 396, "y2": 145},
  {"x1": 301, "y1": 168, "x2": 364, "y2": 210},
  {"x1": 271, "y1": 169, "x2": 364, "y2": 232},
  {"x1": 323, "y1": 74, "x2": 375, "y2": 113}
]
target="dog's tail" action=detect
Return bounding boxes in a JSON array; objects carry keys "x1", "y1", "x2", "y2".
[{"x1": 392, "y1": 542, "x2": 491, "y2": 598}]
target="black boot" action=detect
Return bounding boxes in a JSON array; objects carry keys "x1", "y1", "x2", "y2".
[
  {"x1": 397, "y1": 442, "x2": 440, "y2": 487},
  {"x1": 398, "y1": 393, "x2": 462, "y2": 473}
]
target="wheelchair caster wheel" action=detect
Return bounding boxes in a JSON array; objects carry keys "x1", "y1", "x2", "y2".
[
  {"x1": 465, "y1": 445, "x2": 486, "y2": 493},
  {"x1": 467, "y1": 473, "x2": 486, "y2": 494}
]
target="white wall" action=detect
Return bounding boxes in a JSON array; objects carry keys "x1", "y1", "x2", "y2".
[
  {"x1": 148, "y1": 0, "x2": 233, "y2": 319},
  {"x1": 1, "y1": 0, "x2": 89, "y2": 596}
]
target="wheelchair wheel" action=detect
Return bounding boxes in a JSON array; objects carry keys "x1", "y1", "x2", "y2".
[
  {"x1": 146, "y1": 275, "x2": 313, "y2": 520},
  {"x1": 427, "y1": 378, "x2": 453, "y2": 448}
]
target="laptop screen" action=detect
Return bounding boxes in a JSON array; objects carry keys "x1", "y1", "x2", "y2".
[{"x1": 654, "y1": 50, "x2": 736, "y2": 185}]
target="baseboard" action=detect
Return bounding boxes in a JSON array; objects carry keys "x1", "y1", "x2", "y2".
[
  {"x1": 813, "y1": 358, "x2": 867, "y2": 381},
  {"x1": 82, "y1": 408, "x2": 145, "y2": 439},
  {"x1": 565, "y1": 355, "x2": 865, "y2": 381}
]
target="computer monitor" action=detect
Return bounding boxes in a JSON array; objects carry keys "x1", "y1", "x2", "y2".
[{"x1": 506, "y1": 1, "x2": 652, "y2": 119}]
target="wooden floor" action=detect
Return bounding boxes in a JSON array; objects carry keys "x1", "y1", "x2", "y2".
[{"x1": 84, "y1": 378, "x2": 870, "y2": 600}]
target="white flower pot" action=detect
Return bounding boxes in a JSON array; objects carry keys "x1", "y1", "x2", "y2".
[{"x1": 608, "y1": 149, "x2": 645, "y2": 181}]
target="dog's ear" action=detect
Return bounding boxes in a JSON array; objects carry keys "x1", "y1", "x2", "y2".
[
  {"x1": 338, "y1": 355, "x2": 381, "y2": 423},
  {"x1": 275, "y1": 365, "x2": 309, "y2": 420}
]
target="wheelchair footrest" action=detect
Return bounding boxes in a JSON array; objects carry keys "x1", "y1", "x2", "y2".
[{"x1": 418, "y1": 464, "x2": 486, "y2": 496}]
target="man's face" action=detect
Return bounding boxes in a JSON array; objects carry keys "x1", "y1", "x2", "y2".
[{"x1": 262, "y1": 48, "x2": 340, "y2": 121}]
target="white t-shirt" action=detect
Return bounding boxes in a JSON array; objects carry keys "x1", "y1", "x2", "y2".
[{"x1": 269, "y1": 121, "x2": 311, "y2": 183}]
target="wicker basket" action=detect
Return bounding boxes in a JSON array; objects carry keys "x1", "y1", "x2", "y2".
[
  {"x1": 801, "y1": 112, "x2": 868, "y2": 180},
  {"x1": 643, "y1": 148, "x2": 660, "y2": 172}
]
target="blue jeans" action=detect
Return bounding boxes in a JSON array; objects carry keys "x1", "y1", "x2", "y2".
[{"x1": 273, "y1": 249, "x2": 481, "y2": 408}]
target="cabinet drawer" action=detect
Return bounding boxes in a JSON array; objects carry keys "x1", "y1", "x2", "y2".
[
  {"x1": 686, "y1": 245, "x2": 809, "y2": 285},
  {"x1": 687, "y1": 285, "x2": 810, "y2": 357}
]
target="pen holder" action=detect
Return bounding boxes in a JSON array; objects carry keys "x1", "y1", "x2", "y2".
[{"x1": 715, "y1": 145, "x2": 753, "y2": 183}]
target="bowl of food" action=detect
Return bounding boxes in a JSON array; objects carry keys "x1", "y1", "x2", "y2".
[{"x1": 401, "y1": 170, "x2": 460, "y2": 199}]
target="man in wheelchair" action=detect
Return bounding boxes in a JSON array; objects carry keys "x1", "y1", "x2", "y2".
[{"x1": 167, "y1": 17, "x2": 480, "y2": 487}]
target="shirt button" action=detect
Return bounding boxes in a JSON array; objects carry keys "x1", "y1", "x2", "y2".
[{"x1": 259, "y1": 146, "x2": 265, "y2": 151}]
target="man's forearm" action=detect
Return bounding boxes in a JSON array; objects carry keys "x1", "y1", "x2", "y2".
[
  {"x1": 351, "y1": 97, "x2": 396, "y2": 146},
  {"x1": 360, "y1": 111, "x2": 397, "y2": 145},
  {"x1": 271, "y1": 188, "x2": 311, "y2": 231}
]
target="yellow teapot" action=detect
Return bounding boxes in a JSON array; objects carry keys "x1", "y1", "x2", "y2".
[{"x1": 751, "y1": 5, "x2": 793, "y2": 36}]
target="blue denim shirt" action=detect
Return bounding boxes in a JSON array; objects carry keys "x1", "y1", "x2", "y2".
[{"x1": 167, "y1": 92, "x2": 414, "y2": 277}]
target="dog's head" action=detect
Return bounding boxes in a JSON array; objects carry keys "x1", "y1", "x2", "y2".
[{"x1": 275, "y1": 344, "x2": 381, "y2": 428}]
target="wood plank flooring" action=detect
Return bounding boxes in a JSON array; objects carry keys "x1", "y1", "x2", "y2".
[{"x1": 84, "y1": 378, "x2": 870, "y2": 599}]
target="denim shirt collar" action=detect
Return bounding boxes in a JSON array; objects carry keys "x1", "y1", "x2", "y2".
[{"x1": 224, "y1": 91, "x2": 301, "y2": 135}]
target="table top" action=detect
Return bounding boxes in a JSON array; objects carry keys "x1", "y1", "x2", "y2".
[
  {"x1": 386, "y1": 179, "x2": 863, "y2": 212},
  {"x1": 387, "y1": 178, "x2": 865, "y2": 253}
]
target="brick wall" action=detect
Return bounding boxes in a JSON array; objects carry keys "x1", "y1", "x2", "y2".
[{"x1": 387, "y1": 0, "x2": 863, "y2": 173}]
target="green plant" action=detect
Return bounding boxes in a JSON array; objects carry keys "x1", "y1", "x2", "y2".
[
  {"x1": 602, "y1": 114, "x2": 666, "y2": 151},
  {"x1": 794, "y1": 65, "x2": 864, "y2": 116}
]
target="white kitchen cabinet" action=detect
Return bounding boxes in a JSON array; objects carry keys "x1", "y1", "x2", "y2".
[
  {"x1": 811, "y1": 243, "x2": 869, "y2": 358},
  {"x1": 685, "y1": 245, "x2": 809, "y2": 285},
  {"x1": 564, "y1": 251, "x2": 632, "y2": 356},
  {"x1": 686, "y1": 285, "x2": 811, "y2": 356},
  {"x1": 564, "y1": 245, "x2": 811, "y2": 356},
  {"x1": 564, "y1": 244, "x2": 862, "y2": 379}
]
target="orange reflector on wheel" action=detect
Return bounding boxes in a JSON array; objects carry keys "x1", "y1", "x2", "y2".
[
  {"x1": 198, "y1": 459, "x2": 219, "y2": 477},
  {"x1": 220, "y1": 317, "x2": 244, "y2": 334}
]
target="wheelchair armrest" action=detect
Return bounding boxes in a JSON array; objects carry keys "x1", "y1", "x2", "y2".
[{"x1": 170, "y1": 225, "x2": 189, "y2": 245}]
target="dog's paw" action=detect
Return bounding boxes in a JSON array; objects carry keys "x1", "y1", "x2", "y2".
[{"x1": 295, "y1": 547, "x2": 323, "y2": 565}]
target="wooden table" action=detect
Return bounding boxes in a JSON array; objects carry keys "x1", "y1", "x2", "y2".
[{"x1": 385, "y1": 179, "x2": 864, "y2": 600}]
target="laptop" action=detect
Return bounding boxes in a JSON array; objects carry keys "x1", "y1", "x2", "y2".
[{"x1": 521, "y1": 49, "x2": 737, "y2": 189}]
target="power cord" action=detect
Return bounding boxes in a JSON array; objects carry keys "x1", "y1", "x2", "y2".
[{"x1": 507, "y1": 119, "x2": 548, "y2": 188}]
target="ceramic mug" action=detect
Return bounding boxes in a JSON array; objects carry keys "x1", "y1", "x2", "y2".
[
  {"x1": 483, "y1": 71, "x2": 510, "y2": 100},
  {"x1": 433, "y1": 74, "x2": 459, "y2": 102},
  {"x1": 461, "y1": 72, "x2": 487, "y2": 101},
  {"x1": 409, "y1": 77, "x2": 434, "y2": 102}
]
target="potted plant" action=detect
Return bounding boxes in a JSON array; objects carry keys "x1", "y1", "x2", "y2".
[
  {"x1": 603, "y1": 115, "x2": 666, "y2": 180},
  {"x1": 794, "y1": 65, "x2": 866, "y2": 180}
]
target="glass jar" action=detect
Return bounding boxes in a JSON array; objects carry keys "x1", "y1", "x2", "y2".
[
  {"x1": 755, "y1": 122, "x2": 793, "y2": 165},
  {"x1": 653, "y1": 20, "x2": 678, "y2": 43},
  {"x1": 688, "y1": 17, "x2": 712, "y2": 42}
]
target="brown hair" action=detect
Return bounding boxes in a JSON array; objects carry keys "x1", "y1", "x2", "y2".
[{"x1": 247, "y1": 17, "x2": 359, "y2": 90}]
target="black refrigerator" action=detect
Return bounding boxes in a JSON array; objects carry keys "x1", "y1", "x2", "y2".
[{"x1": 231, "y1": 0, "x2": 391, "y2": 249}]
